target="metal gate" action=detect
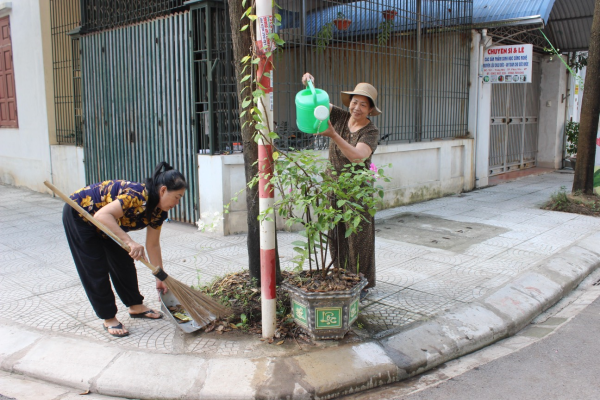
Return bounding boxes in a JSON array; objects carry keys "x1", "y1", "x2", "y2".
[
  {"x1": 489, "y1": 58, "x2": 541, "y2": 176},
  {"x1": 81, "y1": 12, "x2": 198, "y2": 223}
]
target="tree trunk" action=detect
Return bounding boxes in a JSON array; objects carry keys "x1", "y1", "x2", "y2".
[
  {"x1": 573, "y1": 0, "x2": 600, "y2": 194},
  {"x1": 226, "y1": 0, "x2": 281, "y2": 284}
]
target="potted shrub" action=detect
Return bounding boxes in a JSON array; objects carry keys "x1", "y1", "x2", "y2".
[
  {"x1": 333, "y1": 11, "x2": 352, "y2": 31},
  {"x1": 382, "y1": 9, "x2": 397, "y2": 21},
  {"x1": 251, "y1": 150, "x2": 390, "y2": 339},
  {"x1": 565, "y1": 121, "x2": 579, "y2": 169}
]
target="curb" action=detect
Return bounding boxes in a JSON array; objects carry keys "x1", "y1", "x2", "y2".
[{"x1": 1, "y1": 232, "x2": 599, "y2": 399}]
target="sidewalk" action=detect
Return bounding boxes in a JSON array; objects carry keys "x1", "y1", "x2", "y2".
[{"x1": 1, "y1": 171, "x2": 599, "y2": 399}]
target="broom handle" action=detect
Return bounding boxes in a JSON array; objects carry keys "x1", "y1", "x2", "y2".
[{"x1": 44, "y1": 181, "x2": 161, "y2": 275}]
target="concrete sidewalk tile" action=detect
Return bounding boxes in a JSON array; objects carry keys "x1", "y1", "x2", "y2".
[
  {"x1": 378, "y1": 288, "x2": 460, "y2": 318},
  {"x1": 95, "y1": 351, "x2": 207, "y2": 399},
  {"x1": 198, "y1": 358, "x2": 257, "y2": 399},
  {"x1": 377, "y1": 267, "x2": 430, "y2": 288},
  {"x1": 294, "y1": 342, "x2": 399, "y2": 397},
  {"x1": 12, "y1": 337, "x2": 122, "y2": 390}
]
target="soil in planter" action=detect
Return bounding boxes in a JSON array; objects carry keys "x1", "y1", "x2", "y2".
[
  {"x1": 542, "y1": 189, "x2": 600, "y2": 217},
  {"x1": 199, "y1": 271, "x2": 312, "y2": 343},
  {"x1": 284, "y1": 269, "x2": 364, "y2": 292}
]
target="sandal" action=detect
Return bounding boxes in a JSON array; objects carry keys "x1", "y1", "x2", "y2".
[
  {"x1": 103, "y1": 322, "x2": 129, "y2": 337},
  {"x1": 129, "y1": 309, "x2": 163, "y2": 319}
]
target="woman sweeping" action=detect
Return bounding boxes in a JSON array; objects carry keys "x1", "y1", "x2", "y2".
[
  {"x1": 301, "y1": 73, "x2": 381, "y2": 299},
  {"x1": 62, "y1": 162, "x2": 187, "y2": 337}
]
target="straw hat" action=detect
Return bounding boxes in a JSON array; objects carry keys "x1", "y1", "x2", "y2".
[{"x1": 341, "y1": 83, "x2": 382, "y2": 116}]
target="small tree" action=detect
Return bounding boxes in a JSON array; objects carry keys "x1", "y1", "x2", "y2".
[{"x1": 250, "y1": 150, "x2": 390, "y2": 282}]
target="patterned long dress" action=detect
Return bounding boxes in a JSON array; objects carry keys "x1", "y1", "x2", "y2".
[{"x1": 328, "y1": 106, "x2": 380, "y2": 288}]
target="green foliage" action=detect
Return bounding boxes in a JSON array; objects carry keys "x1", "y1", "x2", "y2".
[
  {"x1": 316, "y1": 21, "x2": 334, "y2": 53},
  {"x1": 377, "y1": 19, "x2": 394, "y2": 47},
  {"x1": 249, "y1": 150, "x2": 391, "y2": 278},
  {"x1": 565, "y1": 121, "x2": 579, "y2": 156},
  {"x1": 548, "y1": 186, "x2": 570, "y2": 211},
  {"x1": 594, "y1": 169, "x2": 600, "y2": 190},
  {"x1": 569, "y1": 52, "x2": 588, "y2": 73}
]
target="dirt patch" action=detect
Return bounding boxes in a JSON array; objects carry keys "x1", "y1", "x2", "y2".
[
  {"x1": 284, "y1": 269, "x2": 363, "y2": 292},
  {"x1": 199, "y1": 271, "x2": 310, "y2": 344},
  {"x1": 542, "y1": 189, "x2": 600, "y2": 217},
  {"x1": 375, "y1": 213, "x2": 508, "y2": 251}
]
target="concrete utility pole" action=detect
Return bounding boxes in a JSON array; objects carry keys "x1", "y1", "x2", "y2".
[{"x1": 256, "y1": 0, "x2": 276, "y2": 339}]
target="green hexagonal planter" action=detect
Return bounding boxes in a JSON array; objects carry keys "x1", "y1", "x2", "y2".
[{"x1": 282, "y1": 278, "x2": 367, "y2": 340}]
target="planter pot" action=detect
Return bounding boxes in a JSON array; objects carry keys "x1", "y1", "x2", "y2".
[
  {"x1": 382, "y1": 10, "x2": 397, "y2": 20},
  {"x1": 333, "y1": 19, "x2": 352, "y2": 31},
  {"x1": 282, "y1": 278, "x2": 368, "y2": 340}
]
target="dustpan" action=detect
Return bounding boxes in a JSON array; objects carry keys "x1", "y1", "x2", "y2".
[{"x1": 160, "y1": 290, "x2": 213, "y2": 333}]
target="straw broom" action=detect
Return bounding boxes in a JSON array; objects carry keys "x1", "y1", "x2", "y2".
[{"x1": 44, "y1": 181, "x2": 231, "y2": 326}]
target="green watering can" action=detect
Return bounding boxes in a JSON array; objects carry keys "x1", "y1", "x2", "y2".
[{"x1": 295, "y1": 80, "x2": 330, "y2": 134}]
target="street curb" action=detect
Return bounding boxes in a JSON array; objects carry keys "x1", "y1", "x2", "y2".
[{"x1": 1, "y1": 232, "x2": 599, "y2": 399}]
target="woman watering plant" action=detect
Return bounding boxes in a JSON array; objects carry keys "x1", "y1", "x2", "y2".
[
  {"x1": 62, "y1": 161, "x2": 187, "y2": 337},
  {"x1": 301, "y1": 73, "x2": 381, "y2": 299}
]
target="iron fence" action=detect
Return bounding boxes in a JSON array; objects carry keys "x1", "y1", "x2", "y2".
[
  {"x1": 190, "y1": 2, "x2": 240, "y2": 155},
  {"x1": 272, "y1": 0, "x2": 473, "y2": 150},
  {"x1": 50, "y1": 0, "x2": 82, "y2": 145},
  {"x1": 80, "y1": 0, "x2": 186, "y2": 33},
  {"x1": 81, "y1": 12, "x2": 198, "y2": 224}
]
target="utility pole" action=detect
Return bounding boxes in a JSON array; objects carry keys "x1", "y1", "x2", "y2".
[{"x1": 256, "y1": 0, "x2": 276, "y2": 339}]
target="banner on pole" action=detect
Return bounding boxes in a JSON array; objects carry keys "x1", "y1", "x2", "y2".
[{"x1": 482, "y1": 44, "x2": 533, "y2": 84}]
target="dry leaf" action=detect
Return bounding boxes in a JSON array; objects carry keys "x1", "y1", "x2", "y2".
[
  {"x1": 276, "y1": 340, "x2": 284, "y2": 345},
  {"x1": 79, "y1": 389, "x2": 90, "y2": 395},
  {"x1": 230, "y1": 323, "x2": 238, "y2": 329},
  {"x1": 216, "y1": 325, "x2": 224, "y2": 331}
]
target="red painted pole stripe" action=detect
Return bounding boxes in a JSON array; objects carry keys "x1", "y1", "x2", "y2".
[
  {"x1": 258, "y1": 144, "x2": 274, "y2": 198},
  {"x1": 260, "y1": 248, "x2": 276, "y2": 299}
]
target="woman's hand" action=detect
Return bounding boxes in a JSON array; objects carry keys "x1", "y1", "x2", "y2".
[
  {"x1": 318, "y1": 121, "x2": 337, "y2": 139},
  {"x1": 127, "y1": 240, "x2": 146, "y2": 261},
  {"x1": 302, "y1": 72, "x2": 315, "y2": 86},
  {"x1": 156, "y1": 278, "x2": 168, "y2": 294}
]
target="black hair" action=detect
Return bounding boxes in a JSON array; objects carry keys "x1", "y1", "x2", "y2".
[
  {"x1": 349, "y1": 94, "x2": 375, "y2": 109},
  {"x1": 145, "y1": 161, "x2": 188, "y2": 220}
]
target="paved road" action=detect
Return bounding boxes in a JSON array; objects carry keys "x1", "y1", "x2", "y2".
[
  {"x1": 343, "y1": 273, "x2": 600, "y2": 400},
  {"x1": 402, "y1": 297, "x2": 600, "y2": 400}
]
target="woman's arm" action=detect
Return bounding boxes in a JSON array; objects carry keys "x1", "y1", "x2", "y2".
[
  {"x1": 95, "y1": 200, "x2": 146, "y2": 260},
  {"x1": 319, "y1": 121, "x2": 373, "y2": 163},
  {"x1": 146, "y1": 227, "x2": 167, "y2": 294}
]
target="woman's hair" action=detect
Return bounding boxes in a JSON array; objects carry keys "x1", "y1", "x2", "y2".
[
  {"x1": 145, "y1": 161, "x2": 188, "y2": 219},
  {"x1": 349, "y1": 94, "x2": 375, "y2": 109}
]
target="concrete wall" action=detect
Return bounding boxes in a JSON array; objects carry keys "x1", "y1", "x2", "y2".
[
  {"x1": 0, "y1": 0, "x2": 52, "y2": 193},
  {"x1": 537, "y1": 55, "x2": 568, "y2": 169},
  {"x1": 50, "y1": 145, "x2": 86, "y2": 195},
  {"x1": 199, "y1": 139, "x2": 475, "y2": 235}
]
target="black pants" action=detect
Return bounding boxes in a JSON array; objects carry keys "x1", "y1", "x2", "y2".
[{"x1": 62, "y1": 204, "x2": 144, "y2": 320}]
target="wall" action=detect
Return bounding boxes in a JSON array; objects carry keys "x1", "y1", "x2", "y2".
[
  {"x1": 0, "y1": 0, "x2": 52, "y2": 193},
  {"x1": 50, "y1": 145, "x2": 86, "y2": 195},
  {"x1": 199, "y1": 139, "x2": 474, "y2": 235},
  {"x1": 537, "y1": 55, "x2": 567, "y2": 169}
]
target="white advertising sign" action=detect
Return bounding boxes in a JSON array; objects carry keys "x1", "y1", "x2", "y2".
[{"x1": 482, "y1": 44, "x2": 533, "y2": 84}]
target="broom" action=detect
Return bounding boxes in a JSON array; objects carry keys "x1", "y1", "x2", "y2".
[{"x1": 44, "y1": 181, "x2": 231, "y2": 326}]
